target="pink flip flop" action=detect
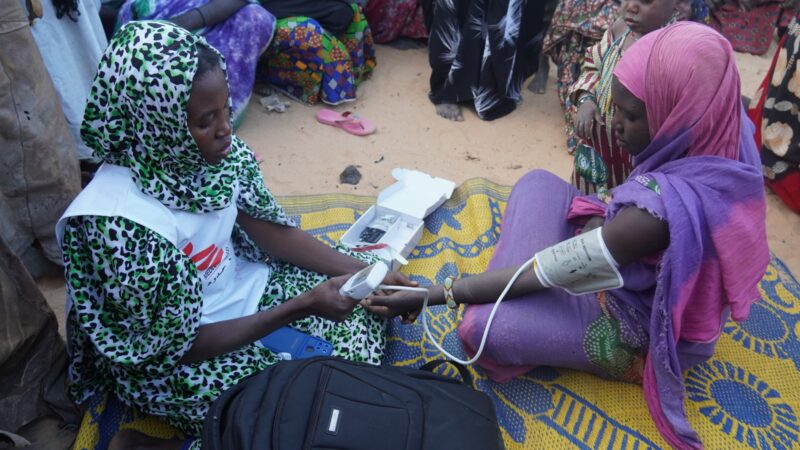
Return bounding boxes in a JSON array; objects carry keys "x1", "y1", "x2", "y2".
[{"x1": 315, "y1": 109, "x2": 376, "y2": 136}]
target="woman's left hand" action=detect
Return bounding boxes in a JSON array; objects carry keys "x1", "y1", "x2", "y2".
[{"x1": 362, "y1": 289, "x2": 426, "y2": 323}]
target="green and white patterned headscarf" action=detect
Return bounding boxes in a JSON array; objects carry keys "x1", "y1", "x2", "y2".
[{"x1": 81, "y1": 20, "x2": 240, "y2": 213}]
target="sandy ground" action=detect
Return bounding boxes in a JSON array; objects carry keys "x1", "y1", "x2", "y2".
[{"x1": 39, "y1": 43, "x2": 800, "y2": 338}]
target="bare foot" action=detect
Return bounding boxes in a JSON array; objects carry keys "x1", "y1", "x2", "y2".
[
  {"x1": 527, "y1": 54, "x2": 550, "y2": 95},
  {"x1": 435, "y1": 103, "x2": 463, "y2": 121},
  {"x1": 109, "y1": 429, "x2": 186, "y2": 450}
]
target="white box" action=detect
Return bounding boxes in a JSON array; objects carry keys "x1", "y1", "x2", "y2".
[{"x1": 340, "y1": 168, "x2": 455, "y2": 270}]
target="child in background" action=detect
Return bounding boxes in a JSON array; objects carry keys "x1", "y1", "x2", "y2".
[{"x1": 569, "y1": 0, "x2": 705, "y2": 198}]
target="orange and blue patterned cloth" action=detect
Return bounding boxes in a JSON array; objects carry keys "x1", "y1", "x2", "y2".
[{"x1": 72, "y1": 179, "x2": 800, "y2": 450}]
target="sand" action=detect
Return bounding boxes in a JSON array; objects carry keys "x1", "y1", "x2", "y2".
[{"x1": 38, "y1": 43, "x2": 800, "y2": 338}]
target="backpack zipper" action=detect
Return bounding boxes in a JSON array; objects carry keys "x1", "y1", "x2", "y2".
[{"x1": 302, "y1": 364, "x2": 332, "y2": 450}]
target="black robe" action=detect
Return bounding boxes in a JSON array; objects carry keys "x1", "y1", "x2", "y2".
[{"x1": 424, "y1": 0, "x2": 545, "y2": 120}]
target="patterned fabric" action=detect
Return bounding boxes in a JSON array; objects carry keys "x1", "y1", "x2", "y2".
[
  {"x1": 426, "y1": 0, "x2": 545, "y2": 120},
  {"x1": 260, "y1": 5, "x2": 376, "y2": 105},
  {"x1": 569, "y1": 27, "x2": 633, "y2": 197},
  {"x1": 709, "y1": 0, "x2": 794, "y2": 55},
  {"x1": 584, "y1": 292, "x2": 646, "y2": 383},
  {"x1": 71, "y1": 179, "x2": 800, "y2": 450},
  {"x1": 750, "y1": 18, "x2": 800, "y2": 213},
  {"x1": 364, "y1": 0, "x2": 428, "y2": 43},
  {"x1": 543, "y1": 0, "x2": 619, "y2": 153},
  {"x1": 116, "y1": 0, "x2": 276, "y2": 125},
  {"x1": 64, "y1": 21, "x2": 385, "y2": 438}
]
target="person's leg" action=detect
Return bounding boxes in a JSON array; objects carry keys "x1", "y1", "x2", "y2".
[
  {"x1": 527, "y1": 51, "x2": 550, "y2": 94},
  {"x1": 486, "y1": 169, "x2": 580, "y2": 272},
  {"x1": 459, "y1": 170, "x2": 640, "y2": 382},
  {"x1": 528, "y1": 0, "x2": 556, "y2": 94},
  {"x1": 426, "y1": 0, "x2": 463, "y2": 121}
]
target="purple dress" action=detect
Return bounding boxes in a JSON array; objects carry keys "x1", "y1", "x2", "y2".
[
  {"x1": 117, "y1": 0, "x2": 276, "y2": 126},
  {"x1": 457, "y1": 170, "x2": 696, "y2": 384}
]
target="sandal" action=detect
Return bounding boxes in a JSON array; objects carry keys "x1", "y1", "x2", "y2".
[{"x1": 315, "y1": 109, "x2": 376, "y2": 136}]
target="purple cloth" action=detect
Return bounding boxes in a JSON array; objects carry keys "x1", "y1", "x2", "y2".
[
  {"x1": 458, "y1": 171, "x2": 608, "y2": 381},
  {"x1": 608, "y1": 23, "x2": 769, "y2": 449},
  {"x1": 457, "y1": 171, "x2": 716, "y2": 383},
  {"x1": 117, "y1": 0, "x2": 276, "y2": 125}
]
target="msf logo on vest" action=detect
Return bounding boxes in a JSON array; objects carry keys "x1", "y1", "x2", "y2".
[{"x1": 182, "y1": 242, "x2": 224, "y2": 271}]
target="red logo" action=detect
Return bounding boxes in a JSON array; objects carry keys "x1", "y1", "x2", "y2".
[{"x1": 182, "y1": 242, "x2": 224, "y2": 271}]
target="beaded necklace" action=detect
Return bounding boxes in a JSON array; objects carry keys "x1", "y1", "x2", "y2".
[{"x1": 595, "y1": 29, "x2": 632, "y2": 129}]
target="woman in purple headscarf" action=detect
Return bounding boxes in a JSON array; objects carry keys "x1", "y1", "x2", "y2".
[{"x1": 366, "y1": 22, "x2": 768, "y2": 449}]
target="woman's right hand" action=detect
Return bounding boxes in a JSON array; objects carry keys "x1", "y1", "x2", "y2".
[
  {"x1": 363, "y1": 289, "x2": 428, "y2": 323},
  {"x1": 575, "y1": 99, "x2": 597, "y2": 140},
  {"x1": 302, "y1": 274, "x2": 359, "y2": 322}
]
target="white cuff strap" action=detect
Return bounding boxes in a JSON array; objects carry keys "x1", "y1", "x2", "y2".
[{"x1": 532, "y1": 227, "x2": 623, "y2": 295}]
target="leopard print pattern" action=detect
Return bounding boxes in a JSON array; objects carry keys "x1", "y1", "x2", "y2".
[
  {"x1": 81, "y1": 20, "x2": 240, "y2": 213},
  {"x1": 261, "y1": 251, "x2": 386, "y2": 363},
  {"x1": 67, "y1": 20, "x2": 385, "y2": 438},
  {"x1": 63, "y1": 213, "x2": 385, "y2": 436}
]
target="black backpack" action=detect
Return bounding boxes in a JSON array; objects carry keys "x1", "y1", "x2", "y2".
[{"x1": 202, "y1": 357, "x2": 504, "y2": 450}]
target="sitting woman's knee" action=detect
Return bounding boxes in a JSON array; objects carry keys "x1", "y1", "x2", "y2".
[{"x1": 514, "y1": 169, "x2": 564, "y2": 193}]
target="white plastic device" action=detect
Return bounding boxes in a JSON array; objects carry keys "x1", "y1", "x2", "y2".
[{"x1": 339, "y1": 261, "x2": 390, "y2": 300}]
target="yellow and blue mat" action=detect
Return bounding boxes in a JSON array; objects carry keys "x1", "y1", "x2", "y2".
[{"x1": 72, "y1": 179, "x2": 800, "y2": 450}]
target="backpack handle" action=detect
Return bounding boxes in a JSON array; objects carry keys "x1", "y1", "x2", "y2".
[{"x1": 420, "y1": 360, "x2": 474, "y2": 387}]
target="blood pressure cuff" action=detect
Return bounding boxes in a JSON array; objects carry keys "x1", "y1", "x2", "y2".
[{"x1": 532, "y1": 227, "x2": 623, "y2": 295}]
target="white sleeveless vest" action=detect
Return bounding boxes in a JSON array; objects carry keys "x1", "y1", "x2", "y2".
[{"x1": 56, "y1": 164, "x2": 269, "y2": 325}]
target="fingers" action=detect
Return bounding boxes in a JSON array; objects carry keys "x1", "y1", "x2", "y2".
[
  {"x1": 386, "y1": 271, "x2": 419, "y2": 287},
  {"x1": 364, "y1": 305, "x2": 393, "y2": 317},
  {"x1": 576, "y1": 118, "x2": 588, "y2": 140},
  {"x1": 364, "y1": 294, "x2": 390, "y2": 307},
  {"x1": 403, "y1": 310, "x2": 420, "y2": 324},
  {"x1": 584, "y1": 115, "x2": 594, "y2": 139}
]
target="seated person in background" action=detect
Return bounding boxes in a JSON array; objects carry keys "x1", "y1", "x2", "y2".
[
  {"x1": 116, "y1": 0, "x2": 276, "y2": 126},
  {"x1": 258, "y1": 1, "x2": 376, "y2": 106},
  {"x1": 58, "y1": 22, "x2": 412, "y2": 449},
  {"x1": 367, "y1": 22, "x2": 768, "y2": 449},
  {"x1": 708, "y1": 0, "x2": 798, "y2": 55}
]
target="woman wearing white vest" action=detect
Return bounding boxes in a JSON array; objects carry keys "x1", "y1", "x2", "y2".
[{"x1": 56, "y1": 21, "x2": 412, "y2": 448}]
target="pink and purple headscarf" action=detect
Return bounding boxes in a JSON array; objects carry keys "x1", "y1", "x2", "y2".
[{"x1": 608, "y1": 22, "x2": 769, "y2": 449}]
